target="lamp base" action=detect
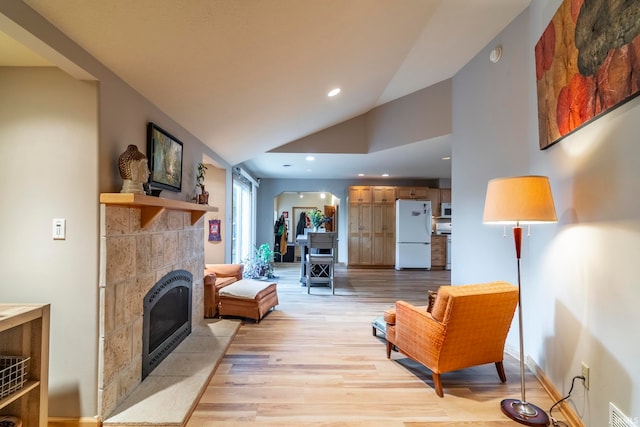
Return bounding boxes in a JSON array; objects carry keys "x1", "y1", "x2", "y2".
[{"x1": 501, "y1": 399, "x2": 550, "y2": 426}]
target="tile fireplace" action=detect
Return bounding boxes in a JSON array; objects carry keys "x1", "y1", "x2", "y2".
[{"x1": 98, "y1": 201, "x2": 207, "y2": 418}]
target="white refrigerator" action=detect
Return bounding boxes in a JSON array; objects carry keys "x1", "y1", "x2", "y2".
[{"x1": 395, "y1": 199, "x2": 432, "y2": 270}]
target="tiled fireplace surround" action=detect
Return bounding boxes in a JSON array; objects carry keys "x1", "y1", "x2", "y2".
[{"x1": 98, "y1": 204, "x2": 206, "y2": 418}]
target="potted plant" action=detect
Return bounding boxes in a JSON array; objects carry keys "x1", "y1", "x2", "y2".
[
  {"x1": 307, "y1": 209, "x2": 330, "y2": 231},
  {"x1": 243, "y1": 243, "x2": 278, "y2": 279}
]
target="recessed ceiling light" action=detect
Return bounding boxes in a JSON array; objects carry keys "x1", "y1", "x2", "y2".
[
  {"x1": 328, "y1": 88, "x2": 341, "y2": 97},
  {"x1": 305, "y1": 155, "x2": 315, "y2": 161},
  {"x1": 358, "y1": 173, "x2": 364, "y2": 177},
  {"x1": 442, "y1": 156, "x2": 451, "y2": 160},
  {"x1": 320, "y1": 193, "x2": 326, "y2": 199},
  {"x1": 382, "y1": 173, "x2": 389, "y2": 177},
  {"x1": 283, "y1": 164, "x2": 291, "y2": 167}
]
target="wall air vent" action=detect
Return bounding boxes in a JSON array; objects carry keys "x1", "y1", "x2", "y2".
[{"x1": 610, "y1": 402, "x2": 636, "y2": 427}]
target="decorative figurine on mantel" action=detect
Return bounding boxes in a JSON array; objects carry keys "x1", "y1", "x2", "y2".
[{"x1": 118, "y1": 144, "x2": 150, "y2": 194}]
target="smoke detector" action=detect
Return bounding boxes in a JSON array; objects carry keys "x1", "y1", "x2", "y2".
[{"x1": 490, "y1": 46, "x2": 502, "y2": 63}]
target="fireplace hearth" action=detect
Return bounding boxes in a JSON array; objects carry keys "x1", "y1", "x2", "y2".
[{"x1": 142, "y1": 269, "x2": 193, "y2": 379}]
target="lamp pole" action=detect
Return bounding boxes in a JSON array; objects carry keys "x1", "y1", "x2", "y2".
[
  {"x1": 515, "y1": 225, "x2": 529, "y2": 408},
  {"x1": 500, "y1": 224, "x2": 549, "y2": 426}
]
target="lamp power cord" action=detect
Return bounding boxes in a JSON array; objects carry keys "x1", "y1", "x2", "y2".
[{"x1": 548, "y1": 375, "x2": 586, "y2": 426}]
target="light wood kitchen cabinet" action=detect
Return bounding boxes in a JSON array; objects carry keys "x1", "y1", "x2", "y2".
[
  {"x1": 348, "y1": 199, "x2": 373, "y2": 266},
  {"x1": 431, "y1": 235, "x2": 447, "y2": 270},
  {"x1": 348, "y1": 186, "x2": 372, "y2": 203},
  {"x1": 440, "y1": 188, "x2": 451, "y2": 204},
  {"x1": 427, "y1": 188, "x2": 441, "y2": 217},
  {"x1": 372, "y1": 198, "x2": 396, "y2": 266},
  {"x1": 397, "y1": 186, "x2": 428, "y2": 200},
  {"x1": 349, "y1": 186, "x2": 396, "y2": 267},
  {"x1": 372, "y1": 186, "x2": 396, "y2": 204},
  {"x1": 0, "y1": 304, "x2": 49, "y2": 427}
]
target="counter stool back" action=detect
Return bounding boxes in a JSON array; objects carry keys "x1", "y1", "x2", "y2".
[{"x1": 305, "y1": 232, "x2": 337, "y2": 294}]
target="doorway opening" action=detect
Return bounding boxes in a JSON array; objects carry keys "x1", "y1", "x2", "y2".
[{"x1": 273, "y1": 191, "x2": 340, "y2": 262}]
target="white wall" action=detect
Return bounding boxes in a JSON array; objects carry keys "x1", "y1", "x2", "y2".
[
  {"x1": 0, "y1": 67, "x2": 99, "y2": 416},
  {"x1": 453, "y1": 3, "x2": 640, "y2": 426}
]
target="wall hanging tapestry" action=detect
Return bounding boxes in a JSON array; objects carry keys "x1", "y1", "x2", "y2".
[
  {"x1": 535, "y1": 0, "x2": 640, "y2": 150},
  {"x1": 208, "y1": 219, "x2": 221, "y2": 242}
]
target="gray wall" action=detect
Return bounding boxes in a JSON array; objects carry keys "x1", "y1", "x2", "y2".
[
  {"x1": 273, "y1": 79, "x2": 452, "y2": 154},
  {"x1": 452, "y1": 3, "x2": 640, "y2": 426},
  {"x1": 0, "y1": 2, "x2": 230, "y2": 198},
  {"x1": 0, "y1": 1, "x2": 232, "y2": 417}
]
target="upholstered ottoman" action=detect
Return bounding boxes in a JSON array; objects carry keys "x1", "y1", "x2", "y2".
[{"x1": 218, "y1": 279, "x2": 278, "y2": 322}]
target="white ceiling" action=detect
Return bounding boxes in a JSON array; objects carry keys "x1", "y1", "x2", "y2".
[{"x1": 8, "y1": 0, "x2": 530, "y2": 179}]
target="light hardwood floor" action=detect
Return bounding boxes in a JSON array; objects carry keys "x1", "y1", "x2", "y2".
[{"x1": 187, "y1": 263, "x2": 566, "y2": 426}]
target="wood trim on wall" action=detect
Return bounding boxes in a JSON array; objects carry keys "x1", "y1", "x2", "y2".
[
  {"x1": 527, "y1": 358, "x2": 586, "y2": 427},
  {"x1": 504, "y1": 346, "x2": 584, "y2": 426},
  {"x1": 48, "y1": 417, "x2": 101, "y2": 427}
]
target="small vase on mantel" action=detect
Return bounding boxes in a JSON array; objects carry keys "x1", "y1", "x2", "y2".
[{"x1": 197, "y1": 184, "x2": 209, "y2": 205}]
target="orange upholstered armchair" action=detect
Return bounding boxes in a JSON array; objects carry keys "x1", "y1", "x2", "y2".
[{"x1": 385, "y1": 281, "x2": 518, "y2": 397}]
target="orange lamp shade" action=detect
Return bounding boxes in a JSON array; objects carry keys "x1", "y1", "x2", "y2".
[{"x1": 483, "y1": 176, "x2": 557, "y2": 224}]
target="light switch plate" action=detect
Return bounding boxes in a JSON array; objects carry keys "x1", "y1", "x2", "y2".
[{"x1": 53, "y1": 218, "x2": 66, "y2": 240}]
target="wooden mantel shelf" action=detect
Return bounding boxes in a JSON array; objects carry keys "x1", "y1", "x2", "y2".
[{"x1": 100, "y1": 193, "x2": 218, "y2": 228}]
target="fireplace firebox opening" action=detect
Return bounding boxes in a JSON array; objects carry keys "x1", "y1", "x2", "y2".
[{"x1": 142, "y1": 269, "x2": 193, "y2": 379}]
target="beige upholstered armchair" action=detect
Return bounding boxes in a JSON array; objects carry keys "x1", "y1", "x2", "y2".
[{"x1": 384, "y1": 281, "x2": 518, "y2": 397}]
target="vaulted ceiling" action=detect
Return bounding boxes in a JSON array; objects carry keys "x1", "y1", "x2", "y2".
[{"x1": 5, "y1": 0, "x2": 531, "y2": 179}]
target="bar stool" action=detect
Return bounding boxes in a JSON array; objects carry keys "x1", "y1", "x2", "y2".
[{"x1": 305, "y1": 232, "x2": 337, "y2": 294}]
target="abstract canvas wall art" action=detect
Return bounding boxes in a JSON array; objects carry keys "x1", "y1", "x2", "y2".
[{"x1": 535, "y1": 0, "x2": 640, "y2": 149}]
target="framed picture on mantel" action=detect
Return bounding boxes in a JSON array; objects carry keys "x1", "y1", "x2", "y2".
[{"x1": 147, "y1": 122, "x2": 183, "y2": 192}]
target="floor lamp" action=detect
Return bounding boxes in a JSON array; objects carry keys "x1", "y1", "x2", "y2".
[{"x1": 483, "y1": 176, "x2": 557, "y2": 427}]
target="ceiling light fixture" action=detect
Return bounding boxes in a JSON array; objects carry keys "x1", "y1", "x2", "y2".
[
  {"x1": 358, "y1": 173, "x2": 365, "y2": 177},
  {"x1": 328, "y1": 88, "x2": 341, "y2": 97},
  {"x1": 305, "y1": 156, "x2": 315, "y2": 161},
  {"x1": 382, "y1": 173, "x2": 389, "y2": 177},
  {"x1": 442, "y1": 156, "x2": 451, "y2": 160}
]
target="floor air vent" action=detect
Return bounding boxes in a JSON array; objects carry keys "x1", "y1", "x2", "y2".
[{"x1": 610, "y1": 402, "x2": 636, "y2": 427}]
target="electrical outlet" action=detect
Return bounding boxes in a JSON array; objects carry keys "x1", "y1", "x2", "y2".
[{"x1": 581, "y1": 362, "x2": 590, "y2": 390}]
